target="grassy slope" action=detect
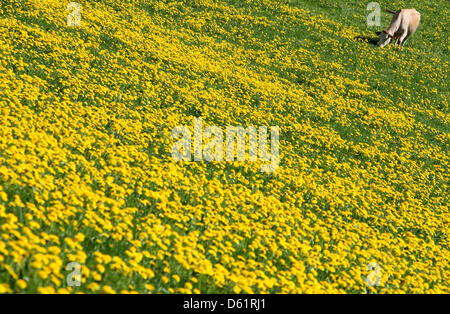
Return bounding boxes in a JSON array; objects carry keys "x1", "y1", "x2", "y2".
[{"x1": 0, "y1": 0, "x2": 448, "y2": 293}]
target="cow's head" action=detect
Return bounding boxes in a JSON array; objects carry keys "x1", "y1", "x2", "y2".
[{"x1": 375, "y1": 30, "x2": 393, "y2": 47}]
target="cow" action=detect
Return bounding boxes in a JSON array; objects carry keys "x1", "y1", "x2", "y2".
[{"x1": 376, "y1": 9, "x2": 421, "y2": 47}]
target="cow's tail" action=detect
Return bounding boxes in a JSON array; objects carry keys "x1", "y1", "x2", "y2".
[{"x1": 385, "y1": 9, "x2": 397, "y2": 14}]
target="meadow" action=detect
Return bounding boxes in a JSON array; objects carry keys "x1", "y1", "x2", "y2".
[{"x1": 0, "y1": 0, "x2": 448, "y2": 293}]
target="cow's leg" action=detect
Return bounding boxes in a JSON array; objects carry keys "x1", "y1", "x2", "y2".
[
  {"x1": 394, "y1": 38, "x2": 399, "y2": 47},
  {"x1": 398, "y1": 32, "x2": 408, "y2": 47},
  {"x1": 394, "y1": 32, "x2": 404, "y2": 47},
  {"x1": 401, "y1": 34, "x2": 410, "y2": 47}
]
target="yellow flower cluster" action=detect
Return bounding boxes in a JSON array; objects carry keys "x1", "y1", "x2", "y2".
[{"x1": 0, "y1": 0, "x2": 448, "y2": 293}]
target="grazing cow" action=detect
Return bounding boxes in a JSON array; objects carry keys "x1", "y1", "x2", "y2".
[{"x1": 376, "y1": 9, "x2": 421, "y2": 47}]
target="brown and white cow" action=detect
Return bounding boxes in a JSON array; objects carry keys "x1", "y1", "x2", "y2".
[{"x1": 376, "y1": 9, "x2": 421, "y2": 47}]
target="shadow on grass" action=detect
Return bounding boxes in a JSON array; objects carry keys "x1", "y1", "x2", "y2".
[{"x1": 354, "y1": 35, "x2": 379, "y2": 47}]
